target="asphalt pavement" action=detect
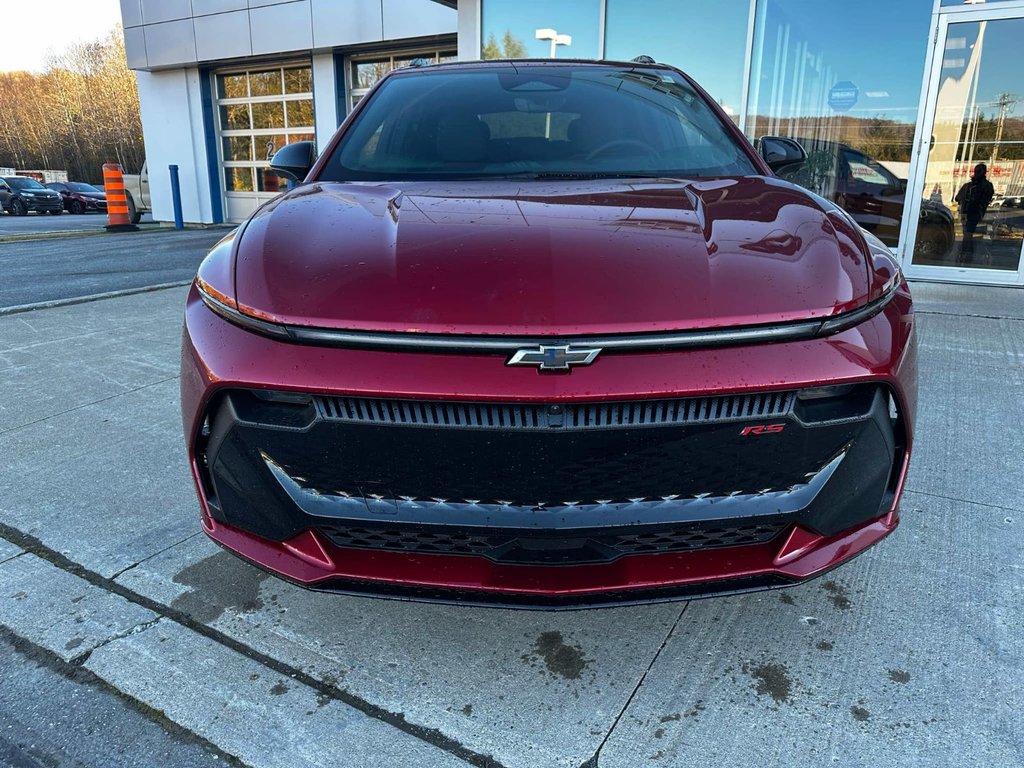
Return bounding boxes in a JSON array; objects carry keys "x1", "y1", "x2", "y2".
[
  {"x1": 0, "y1": 210, "x2": 155, "y2": 236},
  {"x1": 0, "y1": 227, "x2": 230, "y2": 310},
  {"x1": 0, "y1": 228, "x2": 1021, "y2": 767}
]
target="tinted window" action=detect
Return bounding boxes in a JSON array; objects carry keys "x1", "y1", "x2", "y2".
[
  {"x1": 66, "y1": 182, "x2": 102, "y2": 193},
  {"x1": 4, "y1": 177, "x2": 45, "y2": 190},
  {"x1": 321, "y1": 66, "x2": 757, "y2": 181}
]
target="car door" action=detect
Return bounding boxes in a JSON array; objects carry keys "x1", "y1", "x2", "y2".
[{"x1": 0, "y1": 179, "x2": 11, "y2": 210}]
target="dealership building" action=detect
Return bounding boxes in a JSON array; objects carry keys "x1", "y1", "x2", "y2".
[{"x1": 120, "y1": 0, "x2": 1024, "y2": 286}]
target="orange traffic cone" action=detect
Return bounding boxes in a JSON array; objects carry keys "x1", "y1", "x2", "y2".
[{"x1": 103, "y1": 163, "x2": 139, "y2": 232}]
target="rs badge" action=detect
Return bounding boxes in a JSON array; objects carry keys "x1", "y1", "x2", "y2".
[{"x1": 740, "y1": 424, "x2": 785, "y2": 436}]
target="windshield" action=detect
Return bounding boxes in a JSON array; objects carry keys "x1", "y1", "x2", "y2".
[
  {"x1": 4, "y1": 177, "x2": 45, "y2": 190},
  {"x1": 320, "y1": 65, "x2": 757, "y2": 181},
  {"x1": 67, "y1": 182, "x2": 101, "y2": 193}
]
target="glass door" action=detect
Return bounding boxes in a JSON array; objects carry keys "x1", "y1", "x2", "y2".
[{"x1": 903, "y1": 7, "x2": 1024, "y2": 284}]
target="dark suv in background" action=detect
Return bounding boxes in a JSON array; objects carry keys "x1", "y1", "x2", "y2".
[
  {"x1": 45, "y1": 181, "x2": 107, "y2": 214},
  {"x1": 768, "y1": 138, "x2": 954, "y2": 259},
  {"x1": 0, "y1": 176, "x2": 63, "y2": 215}
]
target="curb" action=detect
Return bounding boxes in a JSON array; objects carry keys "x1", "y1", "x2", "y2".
[
  {"x1": 0, "y1": 281, "x2": 191, "y2": 317},
  {"x1": 0, "y1": 223, "x2": 231, "y2": 244}
]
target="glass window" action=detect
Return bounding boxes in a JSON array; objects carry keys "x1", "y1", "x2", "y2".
[
  {"x1": 284, "y1": 67, "x2": 312, "y2": 94},
  {"x1": 252, "y1": 101, "x2": 285, "y2": 130},
  {"x1": 355, "y1": 61, "x2": 392, "y2": 90},
  {"x1": 257, "y1": 169, "x2": 286, "y2": 193},
  {"x1": 254, "y1": 135, "x2": 287, "y2": 162},
  {"x1": 286, "y1": 99, "x2": 315, "y2": 128},
  {"x1": 911, "y1": 18, "x2": 1024, "y2": 272},
  {"x1": 604, "y1": 0, "x2": 749, "y2": 121},
  {"x1": 215, "y1": 62, "x2": 314, "y2": 210},
  {"x1": 348, "y1": 50, "x2": 457, "y2": 112},
  {"x1": 249, "y1": 70, "x2": 283, "y2": 97},
  {"x1": 322, "y1": 65, "x2": 757, "y2": 182},
  {"x1": 223, "y1": 136, "x2": 253, "y2": 162},
  {"x1": 225, "y1": 168, "x2": 254, "y2": 192},
  {"x1": 218, "y1": 73, "x2": 247, "y2": 99},
  {"x1": 481, "y1": 0, "x2": 601, "y2": 60},
  {"x1": 746, "y1": 0, "x2": 933, "y2": 247},
  {"x1": 220, "y1": 104, "x2": 250, "y2": 131}
]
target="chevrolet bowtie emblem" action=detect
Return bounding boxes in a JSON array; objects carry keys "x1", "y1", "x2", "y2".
[{"x1": 506, "y1": 344, "x2": 602, "y2": 372}]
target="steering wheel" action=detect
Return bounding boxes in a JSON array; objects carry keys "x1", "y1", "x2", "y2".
[{"x1": 585, "y1": 139, "x2": 655, "y2": 161}]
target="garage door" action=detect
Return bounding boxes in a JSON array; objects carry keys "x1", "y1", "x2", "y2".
[{"x1": 214, "y1": 63, "x2": 315, "y2": 222}]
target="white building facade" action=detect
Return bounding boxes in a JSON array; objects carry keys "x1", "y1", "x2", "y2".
[{"x1": 120, "y1": 0, "x2": 456, "y2": 224}]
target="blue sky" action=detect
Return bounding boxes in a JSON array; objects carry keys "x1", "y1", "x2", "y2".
[{"x1": 481, "y1": 0, "x2": 948, "y2": 123}]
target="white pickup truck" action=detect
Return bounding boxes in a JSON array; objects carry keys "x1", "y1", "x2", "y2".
[{"x1": 122, "y1": 161, "x2": 150, "y2": 224}]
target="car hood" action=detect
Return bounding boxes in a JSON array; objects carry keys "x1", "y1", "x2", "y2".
[{"x1": 233, "y1": 177, "x2": 873, "y2": 336}]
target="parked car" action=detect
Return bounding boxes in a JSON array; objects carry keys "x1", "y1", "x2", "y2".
[
  {"x1": 122, "y1": 161, "x2": 150, "y2": 224},
  {"x1": 182, "y1": 59, "x2": 916, "y2": 607},
  {"x1": 769, "y1": 138, "x2": 955, "y2": 259},
  {"x1": 0, "y1": 176, "x2": 63, "y2": 215},
  {"x1": 46, "y1": 181, "x2": 108, "y2": 214}
]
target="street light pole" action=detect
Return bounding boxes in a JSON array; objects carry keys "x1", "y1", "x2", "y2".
[
  {"x1": 535, "y1": 28, "x2": 572, "y2": 59},
  {"x1": 534, "y1": 28, "x2": 573, "y2": 138}
]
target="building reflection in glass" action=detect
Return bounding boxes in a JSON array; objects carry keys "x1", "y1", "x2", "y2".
[
  {"x1": 912, "y1": 18, "x2": 1024, "y2": 271},
  {"x1": 744, "y1": 0, "x2": 932, "y2": 249}
]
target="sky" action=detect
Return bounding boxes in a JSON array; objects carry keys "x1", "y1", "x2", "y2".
[
  {"x1": 0, "y1": 0, "x2": 123, "y2": 73},
  {"x1": 480, "y1": 0, "x2": 940, "y2": 122}
]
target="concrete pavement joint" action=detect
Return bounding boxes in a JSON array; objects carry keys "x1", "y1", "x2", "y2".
[
  {"x1": 914, "y1": 308, "x2": 1024, "y2": 322},
  {"x1": 0, "y1": 281, "x2": 191, "y2": 317},
  {"x1": 904, "y1": 487, "x2": 1023, "y2": 515},
  {"x1": 580, "y1": 602, "x2": 691, "y2": 768},
  {"x1": 109, "y1": 532, "x2": 205, "y2": 582},
  {"x1": 0, "y1": 521, "x2": 503, "y2": 768},
  {"x1": 0, "y1": 375, "x2": 180, "y2": 438},
  {"x1": 0, "y1": 622, "x2": 252, "y2": 767},
  {"x1": 70, "y1": 616, "x2": 164, "y2": 666}
]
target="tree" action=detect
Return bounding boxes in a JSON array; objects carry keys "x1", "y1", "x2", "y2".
[
  {"x1": 482, "y1": 30, "x2": 528, "y2": 60},
  {"x1": 0, "y1": 26, "x2": 144, "y2": 183}
]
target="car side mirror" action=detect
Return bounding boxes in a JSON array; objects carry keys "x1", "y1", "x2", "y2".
[
  {"x1": 898, "y1": 178, "x2": 908, "y2": 194},
  {"x1": 758, "y1": 136, "x2": 807, "y2": 173},
  {"x1": 270, "y1": 141, "x2": 317, "y2": 182}
]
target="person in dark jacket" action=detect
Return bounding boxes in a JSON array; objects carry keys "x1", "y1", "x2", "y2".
[{"x1": 954, "y1": 163, "x2": 995, "y2": 263}]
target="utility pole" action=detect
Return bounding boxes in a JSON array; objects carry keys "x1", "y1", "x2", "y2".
[{"x1": 991, "y1": 92, "x2": 1018, "y2": 164}]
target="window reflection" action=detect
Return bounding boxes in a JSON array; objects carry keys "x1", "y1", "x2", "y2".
[
  {"x1": 604, "y1": 0, "x2": 749, "y2": 123},
  {"x1": 481, "y1": 0, "x2": 601, "y2": 60},
  {"x1": 913, "y1": 18, "x2": 1024, "y2": 271},
  {"x1": 746, "y1": 0, "x2": 932, "y2": 247}
]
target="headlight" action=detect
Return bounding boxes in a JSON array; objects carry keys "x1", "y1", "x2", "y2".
[
  {"x1": 21, "y1": 192, "x2": 36, "y2": 197},
  {"x1": 194, "y1": 230, "x2": 293, "y2": 341}
]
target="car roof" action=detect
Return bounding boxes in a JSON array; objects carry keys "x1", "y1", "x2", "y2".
[{"x1": 386, "y1": 58, "x2": 682, "y2": 76}]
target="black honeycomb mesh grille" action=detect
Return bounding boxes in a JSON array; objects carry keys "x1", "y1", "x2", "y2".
[
  {"x1": 314, "y1": 391, "x2": 795, "y2": 430},
  {"x1": 319, "y1": 520, "x2": 788, "y2": 563}
]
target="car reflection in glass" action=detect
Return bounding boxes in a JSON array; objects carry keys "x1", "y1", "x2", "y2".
[{"x1": 771, "y1": 138, "x2": 955, "y2": 261}]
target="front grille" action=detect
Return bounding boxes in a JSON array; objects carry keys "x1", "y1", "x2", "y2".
[
  {"x1": 319, "y1": 519, "x2": 789, "y2": 564},
  {"x1": 314, "y1": 391, "x2": 795, "y2": 431}
]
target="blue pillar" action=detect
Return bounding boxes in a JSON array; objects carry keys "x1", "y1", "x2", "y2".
[{"x1": 169, "y1": 164, "x2": 184, "y2": 230}]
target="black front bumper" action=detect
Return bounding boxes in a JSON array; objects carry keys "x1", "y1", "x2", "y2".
[
  {"x1": 24, "y1": 197, "x2": 63, "y2": 212},
  {"x1": 197, "y1": 385, "x2": 903, "y2": 567}
]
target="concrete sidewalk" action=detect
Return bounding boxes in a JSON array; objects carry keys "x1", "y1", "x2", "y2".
[{"x1": 0, "y1": 283, "x2": 1021, "y2": 767}]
